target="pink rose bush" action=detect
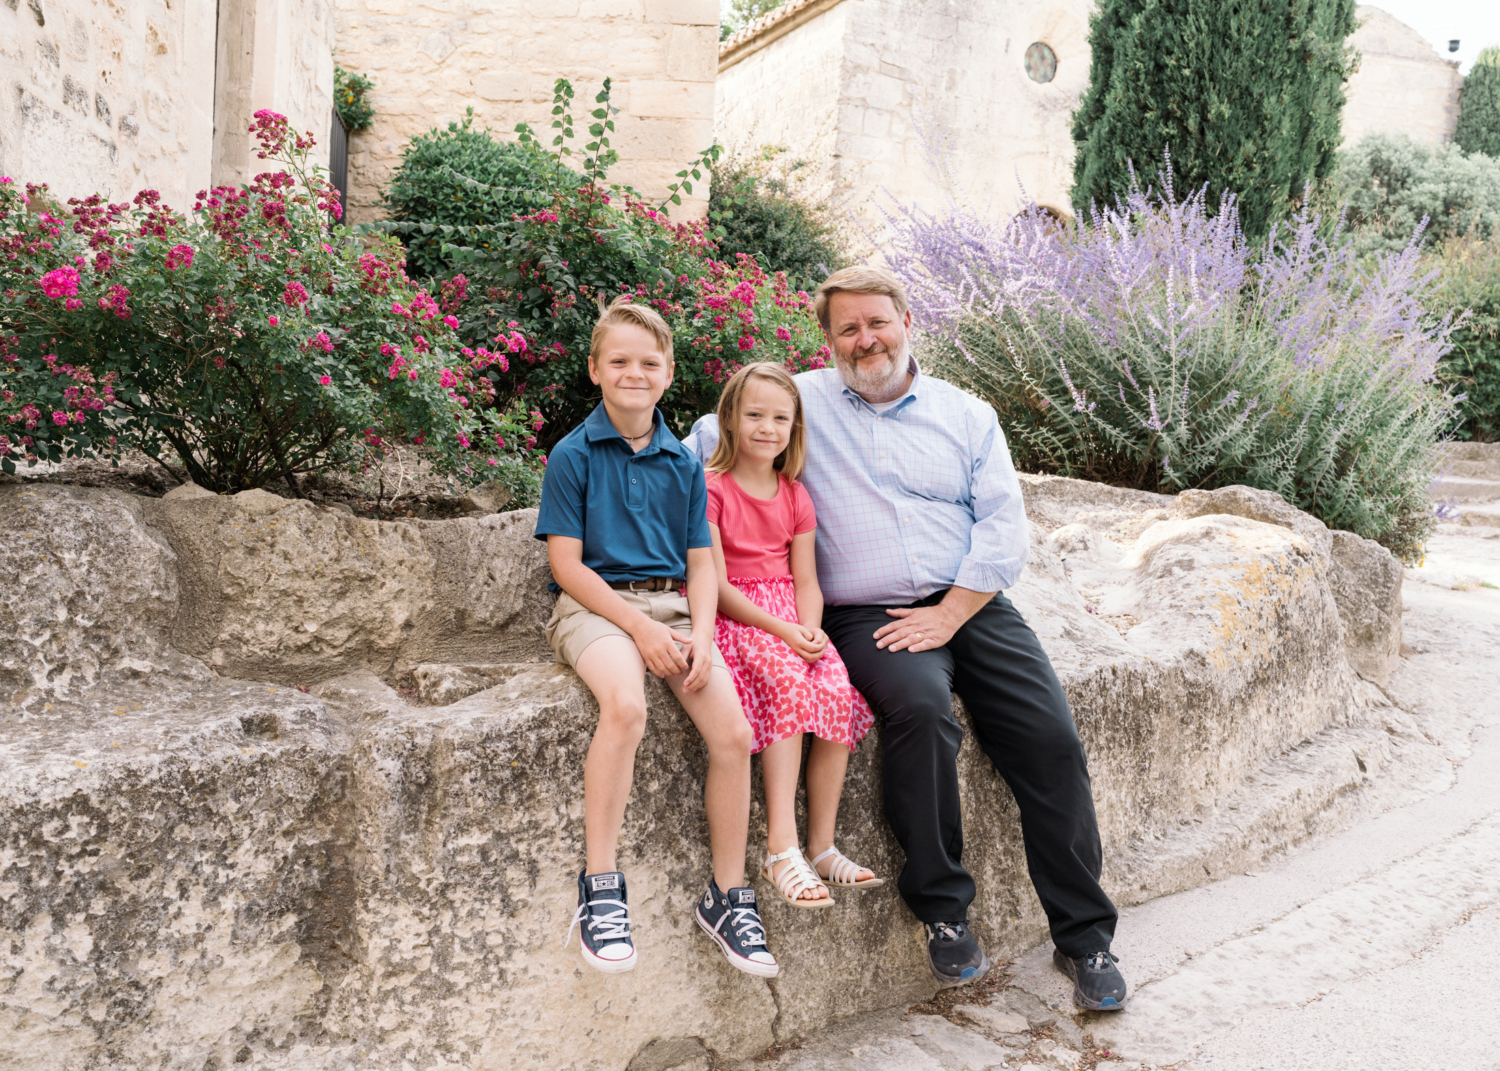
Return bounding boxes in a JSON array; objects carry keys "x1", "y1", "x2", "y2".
[{"x1": 0, "y1": 110, "x2": 539, "y2": 489}]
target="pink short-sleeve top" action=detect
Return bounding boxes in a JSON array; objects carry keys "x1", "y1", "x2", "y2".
[{"x1": 704, "y1": 471, "x2": 817, "y2": 578}]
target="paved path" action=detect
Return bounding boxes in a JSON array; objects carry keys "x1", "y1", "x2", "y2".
[{"x1": 732, "y1": 523, "x2": 1500, "y2": 1071}]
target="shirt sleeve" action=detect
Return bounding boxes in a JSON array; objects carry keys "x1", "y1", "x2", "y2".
[
  {"x1": 533, "y1": 442, "x2": 587, "y2": 541},
  {"x1": 953, "y1": 406, "x2": 1031, "y2": 592},
  {"x1": 685, "y1": 456, "x2": 713, "y2": 550},
  {"x1": 704, "y1": 472, "x2": 723, "y2": 528},
  {"x1": 682, "y1": 414, "x2": 720, "y2": 464},
  {"x1": 790, "y1": 479, "x2": 816, "y2": 534}
]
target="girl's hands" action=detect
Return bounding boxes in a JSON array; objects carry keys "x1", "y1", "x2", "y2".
[{"x1": 778, "y1": 623, "x2": 828, "y2": 663}]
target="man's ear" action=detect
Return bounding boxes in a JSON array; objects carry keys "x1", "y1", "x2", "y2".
[{"x1": 902, "y1": 308, "x2": 913, "y2": 332}]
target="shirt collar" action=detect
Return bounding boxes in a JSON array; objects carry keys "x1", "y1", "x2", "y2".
[
  {"x1": 584, "y1": 403, "x2": 685, "y2": 456},
  {"x1": 840, "y1": 355, "x2": 922, "y2": 413}
]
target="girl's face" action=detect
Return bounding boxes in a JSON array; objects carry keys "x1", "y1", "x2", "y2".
[{"x1": 734, "y1": 376, "x2": 797, "y2": 468}]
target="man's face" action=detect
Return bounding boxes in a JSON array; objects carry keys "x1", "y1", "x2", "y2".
[
  {"x1": 589, "y1": 322, "x2": 673, "y2": 414},
  {"x1": 824, "y1": 291, "x2": 913, "y2": 402}
]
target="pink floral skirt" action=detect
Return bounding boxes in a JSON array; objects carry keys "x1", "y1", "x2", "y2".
[{"x1": 715, "y1": 575, "x2": 874, "y2": 754}]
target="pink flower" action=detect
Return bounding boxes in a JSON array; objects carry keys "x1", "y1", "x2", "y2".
[
  {"x1": 64, "y1": 299, "x2": 82, "y2": 310},
  {"x1": 282, "y1": 281, "x2": 309, "y2": 308},
  {"x1": 775, "y1": 325, "x2": 792, "y2": 342},
  {"x1": 486, "y1": 458, "x2": 497, "y2": 465},
  {"x1": 494, "y1": 434, "x2": 506, "y2": 448},
  {"x1": 738, "y1": 335, "x2": 756, "y2": 351},
  {"x1": 40, "y1": 267, "x2": 80, "y2": 299},
  {"x1": 51, "y1": 411, "x2": 68, "y2": 426},
  {"x1": 443, "y1": 315, "x2": 459, "y2": 329},
  {"x1": 98, "y1": 283, "x2": 132, "y2": 319},
  {"x1": 318, "y1": 375, "x2": 331, "y2": 386},
  {"x1": 268, "y1": 315, "x2": 279, "y2": 326},
  {"x1": 457, "y1": 432, "x2": 470, "y2": 449},
  {"x1": 164, "y1": 244, "x2": 195, "y2": 270},
  {"x1": 439, "y1": 368, "x2": 457, "y2": 389}
]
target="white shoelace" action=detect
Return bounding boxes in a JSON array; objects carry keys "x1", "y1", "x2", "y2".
[
  {"x1": 728, "y1": 905, "x2": 767, "y2": 948},
  {"x1": 563, "y1": 895, "x2": 632, "y2": 949}
]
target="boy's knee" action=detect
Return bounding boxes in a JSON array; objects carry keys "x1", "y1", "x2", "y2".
[
  {"x1": 597, "y1": 693, "x2": 649, "y2": 740},
  {"x1": 709, "y1": 713, "x2": 754, "y2": 759}
]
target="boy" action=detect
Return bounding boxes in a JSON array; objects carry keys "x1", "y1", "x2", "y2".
[{"x1": 536, "y1": 297, "x2": 777, "y2": 978}]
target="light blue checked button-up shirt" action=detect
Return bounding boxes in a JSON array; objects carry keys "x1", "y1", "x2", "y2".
[{"x1": 683, "y1": 361, "x2": 1031, "y2": 606}]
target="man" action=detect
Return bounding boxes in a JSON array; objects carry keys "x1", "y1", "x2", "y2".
[{"x1": 685, "y1": 266, "x2": 1127, "y2": 1010}]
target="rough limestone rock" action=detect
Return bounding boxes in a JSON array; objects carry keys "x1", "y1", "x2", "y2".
[
  {"x1": 0, "y1": 477, "x2": 1408, "y2": 1070},
  {"x1": 1327, "y1": 530, "x2": 1404, "y2": 684}
]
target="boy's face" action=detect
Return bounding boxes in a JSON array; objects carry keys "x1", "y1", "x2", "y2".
[{"x1": 589, "y1": 323, "x2": 673, "y2": 415}]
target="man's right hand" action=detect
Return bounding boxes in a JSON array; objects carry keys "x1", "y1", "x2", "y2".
[{"x1": 631, "y1": 616, "x2": 692, "y2": 678}]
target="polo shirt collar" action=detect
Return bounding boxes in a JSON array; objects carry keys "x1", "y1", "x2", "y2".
[
  {"x1": 840, "y1": 355, "x2": 922, "y2": 413},
  {"x1": 582, "y1": 403, "x2": 685, "y2": 456}
]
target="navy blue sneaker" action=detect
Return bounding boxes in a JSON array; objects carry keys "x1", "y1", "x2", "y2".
[
  {"x1": 925, "y1": 921, "x2": 992, "y2": 987},
  {"x1": 565, "y1": 871, "x2": 636, "y2": 973},
  {"x1": 695, "y1": 880, "x2": 779, "y2": 977},
  {"x1": 1054, "y1": 948, "x2": 1128, "y2": 1010}
]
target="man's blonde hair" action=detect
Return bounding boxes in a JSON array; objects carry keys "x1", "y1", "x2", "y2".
[
  {"x1": 813, "y1": 265, "x2": 910, "y2": 331},
  {"x1": 589, "y1": 295, "x2": 674, "y2": 364},
  {"x1": 706, "y1": 362, "x2": 806, "y2": 482}
]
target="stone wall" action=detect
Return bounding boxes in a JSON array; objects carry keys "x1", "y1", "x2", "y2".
[
  {"x1": 331, "y1": 0, "x2": 719, "y2": 224},
  {"x1": 0, "y1": 0, "x2": 333, "y2": 210},
  {"x1": 212, "y1": 0, "x2": 338, "y2": 189},
  {"x1": 0, "y1": 0, "x2": 215, "y2": 209},
  {"x1": 0, "y1": 475, "x2": 1411, "y2": 1069},
  {"x1": 716, "y1": 0, "x2": 1095, "y2": 229},
  {"x1": 1342, "y1": 5, "x2": 1463, "y2": 148}
]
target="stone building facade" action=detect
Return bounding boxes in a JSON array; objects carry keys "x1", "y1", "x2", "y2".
[
  {"x1": 715, "y1": 0, "x2": 1468, "y2": 230},
  {"x1": 1343, "y1": 4, "x2": 1464, "y2": 148},
  {"x1": 0, "y1": 0, "x2": 333, "y2": 210},
  {"x1": 331, "y1": 0, "x2": 720, "y2": 223}
]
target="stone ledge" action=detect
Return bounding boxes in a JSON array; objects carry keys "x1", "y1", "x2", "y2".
[{"x1": 0, "y1": 477, "x2": 1411, "y2": 1069}]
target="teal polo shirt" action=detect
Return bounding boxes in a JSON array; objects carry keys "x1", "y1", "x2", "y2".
[{"x1": 535, "y1": 403, "x2": 712, "y2": 583}]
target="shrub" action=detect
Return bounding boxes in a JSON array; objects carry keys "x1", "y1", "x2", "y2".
[
  {"x1": 382, "y1": 109, "x2": 577, "y2": 278},
  {"x1": 1455, "y1": 47, "x2": 1500, "y2": 159},
  {"x1": 1070, "y1": 0, "x2": 1356, "y2": 243},
  {"x1": 402, "y1": 79, "x2": 826, "y2": 447},
  {"x1": 886, "y1": 181, "x2": 1457, "y2": 561},
  {"x1": 1332, "y1": 133, "x2": 1500, "y2": 254},
  {"x1": 1428, "y1": 235, "x2": 1500, "y2": 441},
  {"x1": 334, "y1": 67, "x2": 376, "y2": 133},
  {"x1": 720, "y1": 0, "x2": 783, "y2": 40},
  {"x1": 708, "y1": 147, "x2": 848, "y2": 293},
  {"x1": 0, "y1": 111, "x2": 539, "y2": 492}
]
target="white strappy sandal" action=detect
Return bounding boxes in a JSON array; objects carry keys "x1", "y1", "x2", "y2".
[
  {"x1": 813, "y1": 846, "x2": 885, "y2": 889},
  {"x1": 762, "y1": 846, "x2": 835, "y2": 909}
]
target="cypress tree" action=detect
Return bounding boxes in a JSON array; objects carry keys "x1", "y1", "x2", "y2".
[
  {"x1": 1455, "y1": 47, "x2": 1500, "y2": 159},
  {"x1": 1070, "y1": 0, "x2": 1357, "y2": 241}
]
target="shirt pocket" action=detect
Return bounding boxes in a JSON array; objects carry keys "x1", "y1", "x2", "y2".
[{"x1": 898, "y1": 429, "x2": 971, "y2": 506}]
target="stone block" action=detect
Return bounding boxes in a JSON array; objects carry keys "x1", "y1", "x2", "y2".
[
  {"x1": 643, "y1": 0, "x2": 717, "y2": 25},
  {"x1": 1327, "y1": 529, "x2": 1403, "y2": 684},
  {"x1": 665, "y1": 23, "x2": 717, "y2": 82},
  {"x1": 626, "y1": 78, "x2": 715, "y2": 119},
  {"x1": 954, "y1": 1003, "x2": 1032, "y2": 1036}
]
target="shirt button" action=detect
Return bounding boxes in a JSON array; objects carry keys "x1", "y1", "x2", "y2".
[
  {"x1": 631, "y1": 478, "x2": 637, "y2": 484},
  {"x1": 879, "y1": 452, "x2": 887, "y2": 458}
]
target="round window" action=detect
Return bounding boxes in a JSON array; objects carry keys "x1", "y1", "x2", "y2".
[{"x1": 1024, "y1": 42, "x2": 1057, "y2": 84}]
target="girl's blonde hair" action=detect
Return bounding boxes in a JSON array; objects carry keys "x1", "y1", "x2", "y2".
[{"x1": 706, "y1": 362, "x2": 806, "y2": 482}]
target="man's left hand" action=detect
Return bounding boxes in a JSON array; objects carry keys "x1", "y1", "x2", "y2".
[{"x1": 875, "y1": 587, "x2": 996, "y2": 652}]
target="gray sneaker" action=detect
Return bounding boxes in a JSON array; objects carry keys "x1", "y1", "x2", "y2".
[
  {"x1": 925, "y1": 921, "x2": 992, "y2": 987},
  {"x1": 1053, "y1": 948, "x2": 1127, "y2": 1010}
]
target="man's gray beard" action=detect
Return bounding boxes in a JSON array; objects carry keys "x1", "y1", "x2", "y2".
[{"x1": 835, "y1": 339, "x2": 910, "y2": 402}]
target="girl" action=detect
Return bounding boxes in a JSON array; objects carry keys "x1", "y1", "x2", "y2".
[{"x1": 704, "y1": 362, "x2": 882, "y2": 908}]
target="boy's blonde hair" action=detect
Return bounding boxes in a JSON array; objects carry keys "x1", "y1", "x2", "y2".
[
  {"x1": 707, "y1": 362, "x2": 806, "y2": 482},
  {"x1": 812, "y1": 265, "x2": 909, "y2": 331},
  {"x1": 589, "y1": 295, "x2": 674, "y2": 364}
]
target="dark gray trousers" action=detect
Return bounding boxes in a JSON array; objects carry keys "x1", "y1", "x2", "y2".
[{"x1": 823, "y1": 591, "x2": 1117, "y2": 955}]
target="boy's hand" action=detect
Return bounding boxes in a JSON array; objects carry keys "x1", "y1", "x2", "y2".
[
  {"x1": 631, "y1": 617, "x2": 692, "y2": 678},
  {"x1": 779, "y1": 623, "x2": 828, "y2": 664},
  {"x1": 679, "y1": 628, "x2": 716, "y2": 692}
]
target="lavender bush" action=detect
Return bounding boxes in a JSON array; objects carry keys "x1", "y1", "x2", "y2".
[{"x1": 886, "y1": 181, "x2": 1457, "y2": 561}]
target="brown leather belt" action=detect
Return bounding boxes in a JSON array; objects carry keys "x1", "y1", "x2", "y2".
[{"x1": 608, "y1": 577, "x2": 683, "y2": 592}]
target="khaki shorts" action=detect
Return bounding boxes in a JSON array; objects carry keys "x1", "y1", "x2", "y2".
[{"x1": 546, "y1": 588, "x2": 729, "y2": 674}]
